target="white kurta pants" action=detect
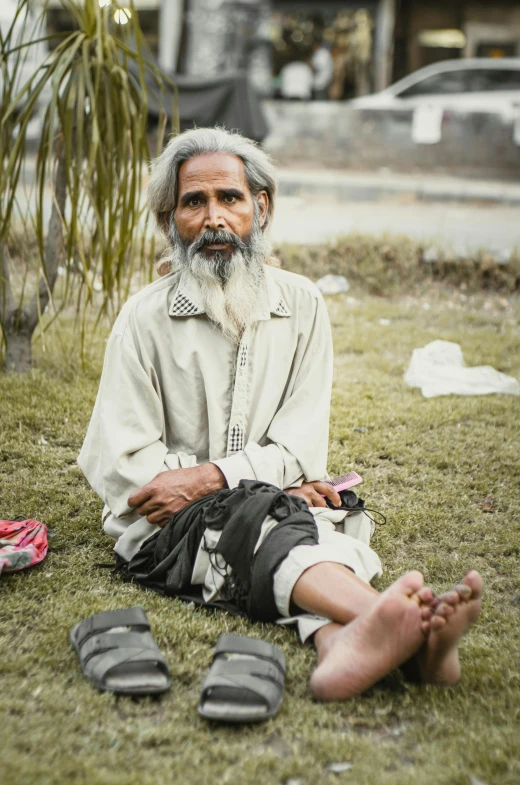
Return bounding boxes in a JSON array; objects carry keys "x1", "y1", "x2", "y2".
[{"x1": 191, "y1": 507, "x2": 383, "y2": 642}]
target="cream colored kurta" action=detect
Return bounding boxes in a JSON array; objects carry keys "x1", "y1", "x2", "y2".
[{"x1": 78, "y1": 265, "x2": 334, "y2": 561}]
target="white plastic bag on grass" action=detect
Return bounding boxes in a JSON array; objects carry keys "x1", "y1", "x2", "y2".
[
  {"x1": 315, "y1": 275, "x2": 350, "y2": 295},
  {"x1": 405, "y1": 340, "x2": 520, "y2": 398}
]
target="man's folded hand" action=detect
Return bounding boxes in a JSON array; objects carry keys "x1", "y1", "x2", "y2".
[{"x1": 128, "y1": 463, "x2": 226, "y2": 526}]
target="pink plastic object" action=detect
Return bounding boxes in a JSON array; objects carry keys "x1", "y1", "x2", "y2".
[
  {"x1": 326, "y1": 471, "x2": 363, "y2": 492},
  {"x1": 0, "y1": 519, "x2": 48, "y2": 576}
]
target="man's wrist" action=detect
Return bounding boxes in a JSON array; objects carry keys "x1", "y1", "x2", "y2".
[{"x1": 197, "y1": 462, "x2": 227, "y2": 494}]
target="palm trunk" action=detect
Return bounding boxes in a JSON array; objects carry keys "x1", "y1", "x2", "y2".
[
  {"x1": 1, "y1": 147, "x2": 67, "y2": 373},
  {"x1": 4, "y1": 311, "x2": 33, "y2": 373}
]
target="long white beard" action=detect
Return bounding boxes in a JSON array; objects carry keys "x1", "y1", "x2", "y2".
[{"x1": 168, "y1": 214, "x2": 270, "y2": 343}]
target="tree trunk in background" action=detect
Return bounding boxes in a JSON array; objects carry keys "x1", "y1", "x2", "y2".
[
  {"x1": 4, "y1": 310, "x2": 33, "y2": 373},
  {"x1": 183, "y1": 0, "x2": 271, "y2": 93},
  {"x1": 248, "y1": 2, "x2": 273, "y2": 97},
  {"x1": 184, "y1": 0, "x2": 229, "y2": 77},
  {"x1": 1, "y1": 148, "x2": 67, "y2": 373},
  {"x1": 374, "y1": 0, "x2": 396, "y2": 91},
  {"x1": 158, "y1": 0, "x2": 184, "y2": 73}
]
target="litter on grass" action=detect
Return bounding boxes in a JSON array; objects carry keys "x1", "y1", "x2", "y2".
[
  {"x1": 405, "y1": 340, "x2": 520, "y2": 398},
  {"x1": 0, "y1": 519, "x2": 48, "y2": 576},
  {"x1": 315, "y1": 275, "x2": 350, "y2": 294},
  {"x1": 327, "y1": 762, "x2": 353, "y2": 774}
]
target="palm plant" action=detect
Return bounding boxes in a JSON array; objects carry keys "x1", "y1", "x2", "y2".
[{"x1": 0, "y1": 0, "x2": 175, "y2": 372}]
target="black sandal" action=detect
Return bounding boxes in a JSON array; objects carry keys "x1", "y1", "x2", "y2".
[
  {"x1": 70, "y1": 607, "x2": 171, "y2": 695},
  {"x1": 198, "y1": 634, "x2": 286, "y2": 722}
]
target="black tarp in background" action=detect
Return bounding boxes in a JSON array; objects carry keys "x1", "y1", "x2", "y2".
[{"x1": 146, "y1": 70, "x2": 269, "y2": 143}]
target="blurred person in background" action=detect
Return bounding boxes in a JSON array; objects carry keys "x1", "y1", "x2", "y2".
[
  {"x1": 280, "y1": 56, "x2": 314, "y2": 100},
  {"x1": 311, "y1": 38, "x2": 334, "y2": 99}
]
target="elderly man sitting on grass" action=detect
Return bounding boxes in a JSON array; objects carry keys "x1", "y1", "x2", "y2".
[{"x1": 79, "y1": 127, "x2": 482, "y2": 701}]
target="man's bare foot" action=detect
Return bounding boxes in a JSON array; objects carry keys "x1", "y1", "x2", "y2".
[
  {"x1": 415, "y1": 570, "x2": 483, "y2": 685},
  {"x1": 310, "y1": 571, "x2": 433, "y2": 701}
]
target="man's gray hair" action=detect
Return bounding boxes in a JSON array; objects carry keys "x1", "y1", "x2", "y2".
[{"x1": 148, "y1": 127, "x2": 278, "y2": 237}]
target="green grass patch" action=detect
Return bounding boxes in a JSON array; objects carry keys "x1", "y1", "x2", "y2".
[
  {"x1": 276, "y1": 235, "x2": 520, "y2": 295},
  {"x1": 1, "y1": 285, "x2": 519, "y2": 785}
]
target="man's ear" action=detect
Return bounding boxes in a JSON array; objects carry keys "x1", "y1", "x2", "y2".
[
  {"x1": 256, "y1": 191, "x2": 269, "y2": 228},
  {"x1": 158, "y1": 210, "x2": 171, "y2": 236}
]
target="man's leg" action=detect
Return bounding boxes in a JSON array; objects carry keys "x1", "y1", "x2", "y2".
[
  {"x1": 290, "y1": 562, "x2": 380, "y2": 622},
  {"x1": 290, "y1": 562, "x2": 483, "y2": 700},
  {"x1": 291, "y1": 564, "x2": 433, "y2": 700}
]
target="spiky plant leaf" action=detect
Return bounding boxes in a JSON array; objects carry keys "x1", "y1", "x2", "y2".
[{"x1": 1, "y1": 0, "x2": 176, "y2": 369}]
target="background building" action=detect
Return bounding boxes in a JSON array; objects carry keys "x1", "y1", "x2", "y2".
[
  {"x1": 44, "y1": 0, "x2": 520, "y2": 98},
  {"x1": 393, "y1": 1, "x2": 520, "y2": 81}
]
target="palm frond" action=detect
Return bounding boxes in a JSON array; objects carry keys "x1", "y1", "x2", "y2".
[{"x1": 1, "y1": 0, "x2": 177, "y2": 367}]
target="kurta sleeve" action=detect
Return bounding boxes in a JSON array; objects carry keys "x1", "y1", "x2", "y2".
[
  {"x1": 78, "y1": 323, "x2": 197, "y2": 518},
  {"x1": 212, "y1": 292, "x2": 333, "y2": 490}
]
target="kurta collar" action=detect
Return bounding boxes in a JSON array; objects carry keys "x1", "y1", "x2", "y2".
[
  {"x1": 169, "y1": 267, "x2": 292, "y2": 320},
  {"x1": 264, "y1": 270, "x2": 292, "y2": 319},
  {"x1": 169, "y1": 273, "x2": 205, "y2": 317}
]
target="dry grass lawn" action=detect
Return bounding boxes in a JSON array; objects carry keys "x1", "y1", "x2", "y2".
[{"x1": 1, "y1": 278, "x2": 519, "y2": 785}]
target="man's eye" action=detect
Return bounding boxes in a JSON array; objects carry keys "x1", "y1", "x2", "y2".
[
  {"x1": 224, "y1": 195, "x2": 237, "y2": 204},
  {"x1": 189, "y1": 198, "x2": 200, "y2": 207}
]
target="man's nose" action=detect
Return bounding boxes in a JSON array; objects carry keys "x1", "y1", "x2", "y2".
[{"x1": 204, "y1": 199, "x2": 225, "y2": 231}]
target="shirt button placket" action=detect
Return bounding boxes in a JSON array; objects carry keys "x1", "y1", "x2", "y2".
[{"x1": 226, "y1": 329, "x2": 250, "y2": 456}]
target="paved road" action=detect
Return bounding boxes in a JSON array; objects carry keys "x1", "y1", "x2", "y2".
[
  {"x1": 14, "y1": 157, "x2": 520, "y2": 255},
  {"x1": 271, "y1": 196, "x2": 520, "y2": 255}
]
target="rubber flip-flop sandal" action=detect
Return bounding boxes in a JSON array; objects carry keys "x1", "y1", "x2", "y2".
[
  {"x1": 198, "y1": 633, "x2": 286, "y2": 723},
  {"x1": 70, "y1": 607, "x2": 171, "y2": 695}
]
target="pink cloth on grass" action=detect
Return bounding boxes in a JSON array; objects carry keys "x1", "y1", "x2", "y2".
[{"x1": 0, "y1": 519, "x2": 48, "y2": 575}]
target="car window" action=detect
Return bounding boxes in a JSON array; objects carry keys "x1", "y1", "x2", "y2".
[
  {"x1": 469, "y1": 69, "x2": 520, "y2": 91},
  {"x1": 397, "y1": 68, "x2": 520, "y2": 98},
  {"x1": 397, "y1": 70, "x2": 473, "y2": 97}
]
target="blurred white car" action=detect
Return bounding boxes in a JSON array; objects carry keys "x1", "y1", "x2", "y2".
[{"x1": 349, "y1": 58, "x2": 520, "y2": 116}]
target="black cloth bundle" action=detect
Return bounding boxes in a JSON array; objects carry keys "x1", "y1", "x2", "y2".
[
  {"x1": 116, "y1": 480, "x2": 319, "y2": 623},
  {"x1": 135, "y1": 63, "x2": 269, "y2": 142}
]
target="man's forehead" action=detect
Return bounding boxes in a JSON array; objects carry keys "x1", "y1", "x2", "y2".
[{"x1": 178, "y1": 152, "x2": 248, "y2": 191}]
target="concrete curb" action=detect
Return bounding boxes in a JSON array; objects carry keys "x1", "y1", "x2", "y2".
[{"x1": 277, "y1": 169, "x2": 520, "y2": 207}]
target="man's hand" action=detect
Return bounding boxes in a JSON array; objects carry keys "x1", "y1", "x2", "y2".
[
  {"x1": 286, "y1": 481, "x2": 341, "y2": 509},
  {"x1": 127, "y1": 463, "x2": 226, "y2": 526}
]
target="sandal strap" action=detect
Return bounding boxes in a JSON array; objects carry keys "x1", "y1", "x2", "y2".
[
  {"x1": 73, "y1": 607, "x2": 150, "y2": 647},
  {"x1": 214, "y1": 634, "x2": 286, "y2": 675},
  {"x1": 85, "y1": 646, "x2": 170, "y2": 685},
  {"x1": 211, "y1": 657, "x2": 284, "y2": 687},
  {"x1": 78, "y1": 631, "x2": 158, "y2": 666},
  {"x1": 201, "y1": 659, "x2": 283, "y2": 711}
]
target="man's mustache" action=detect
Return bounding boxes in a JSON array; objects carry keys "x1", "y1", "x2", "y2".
[{"x1": 189, "y1": 229, "x2": 248, "y2": 255}]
